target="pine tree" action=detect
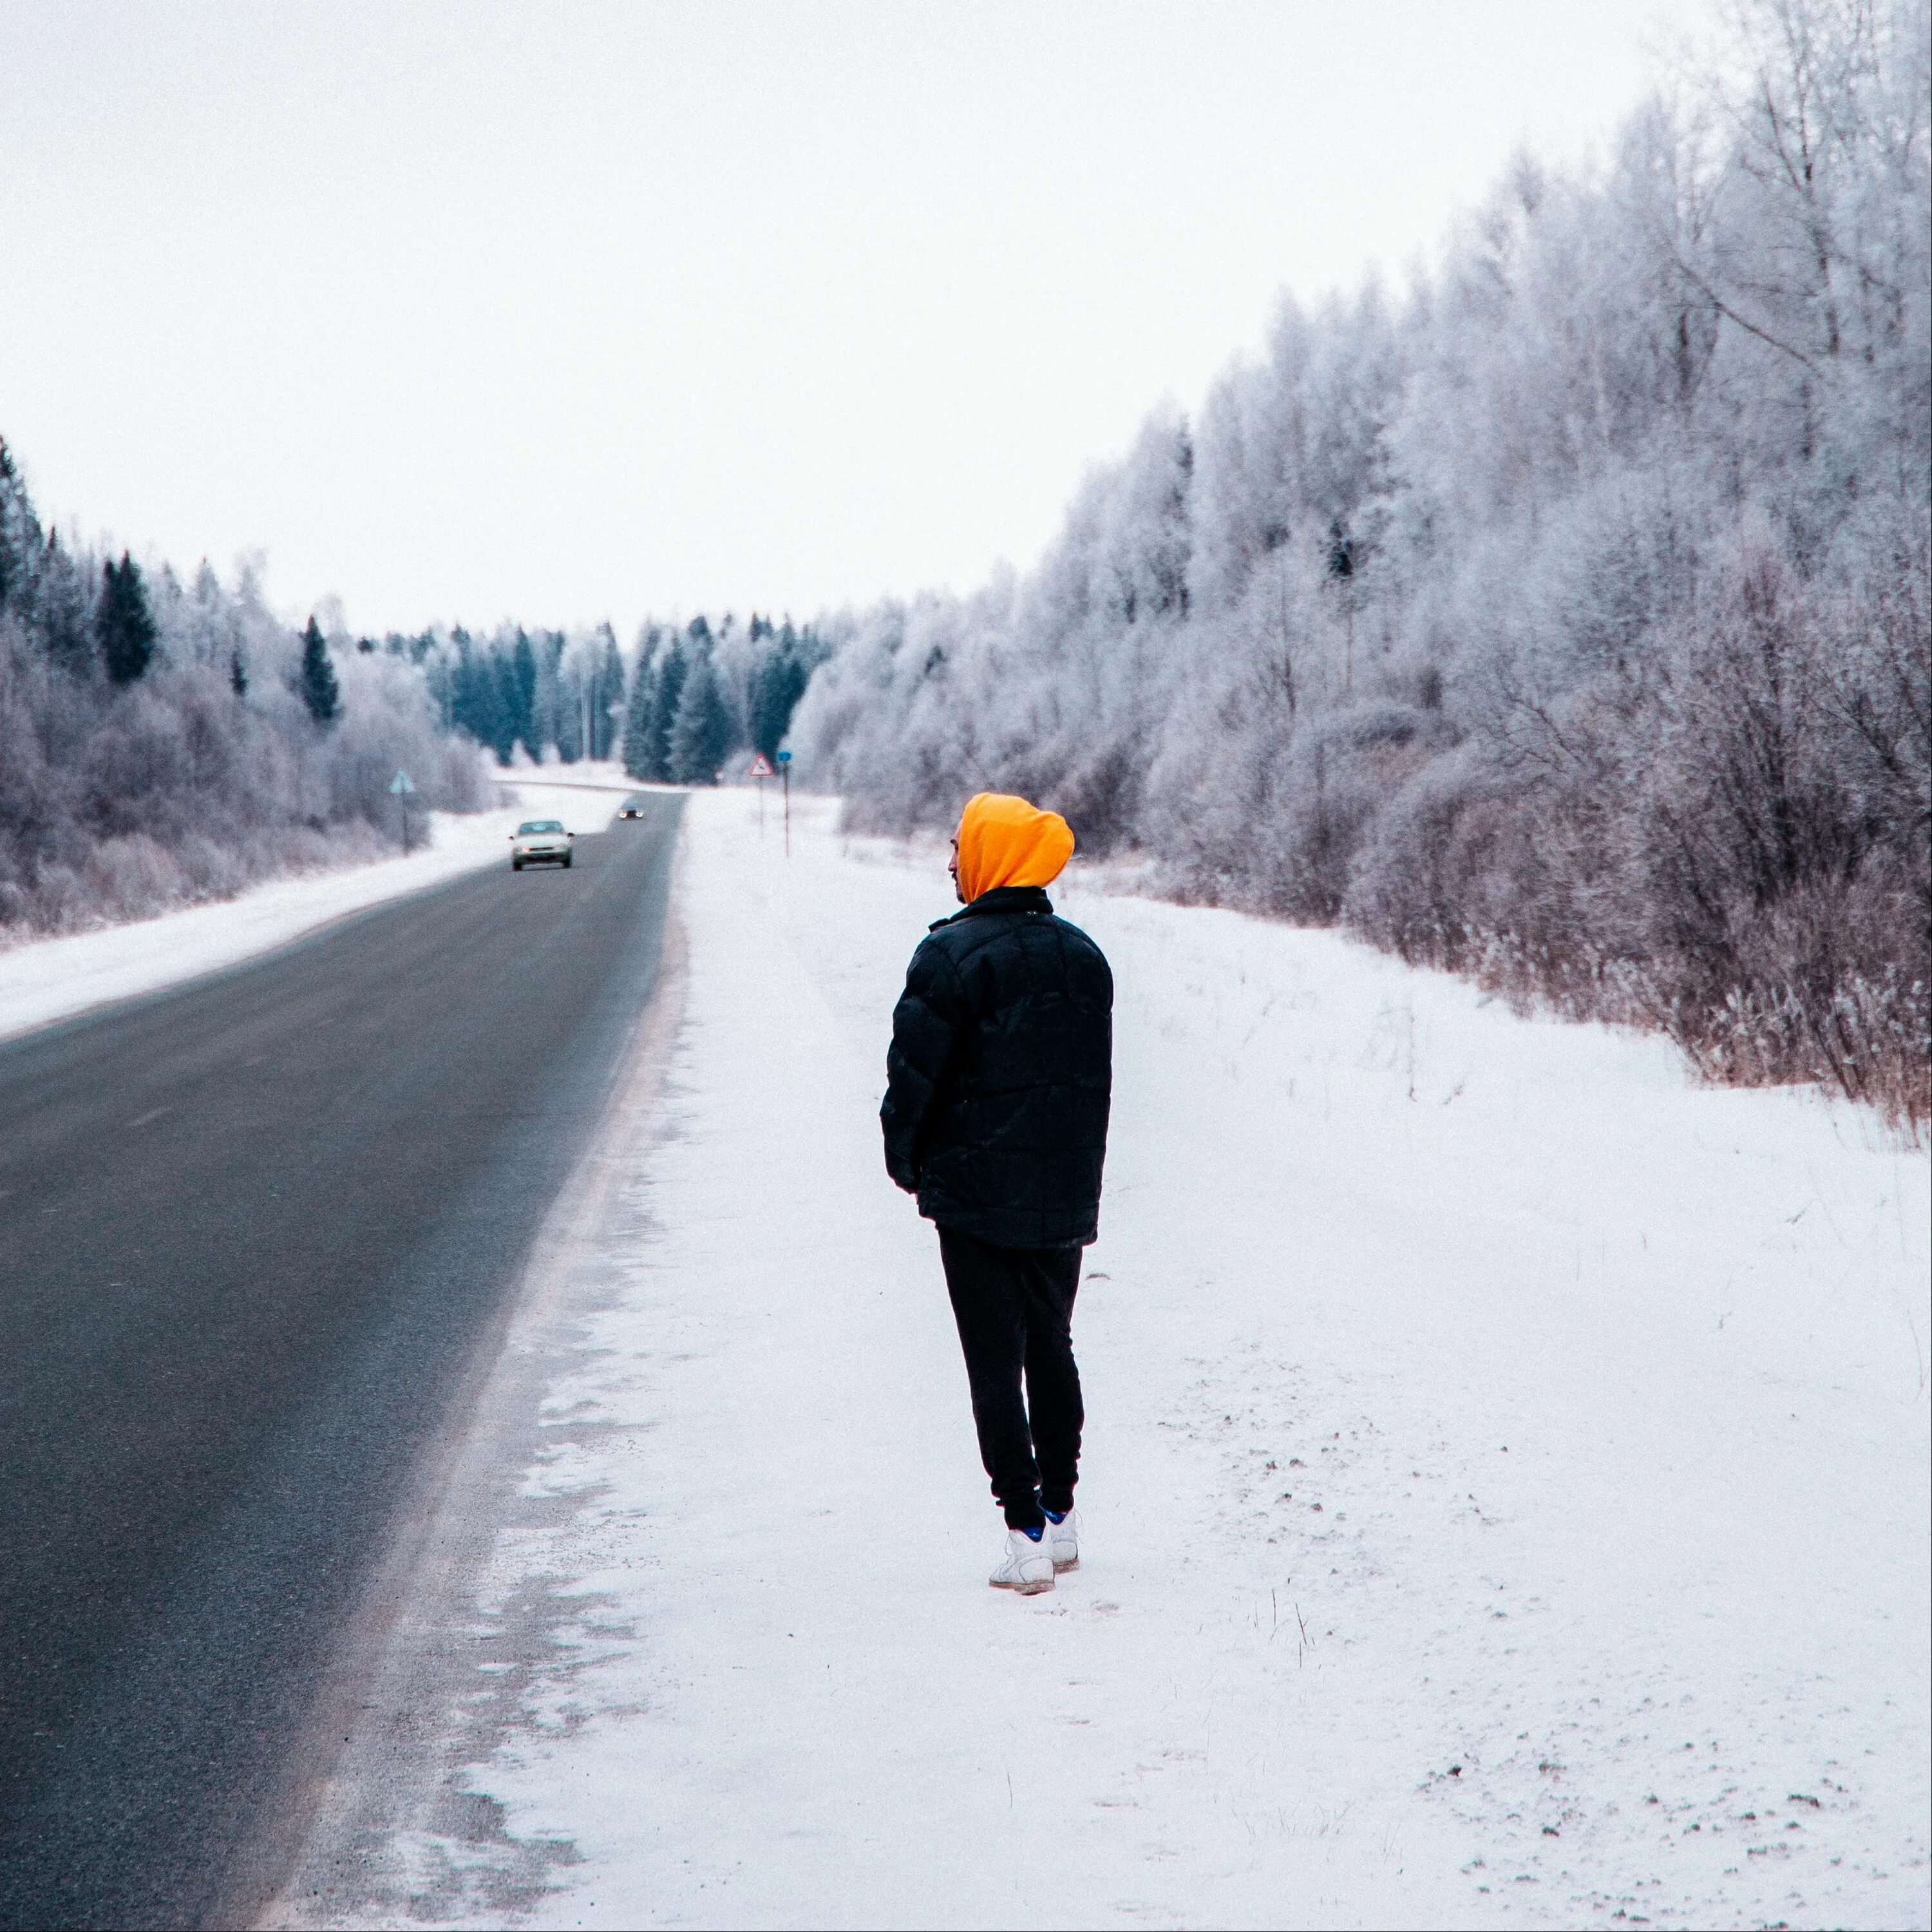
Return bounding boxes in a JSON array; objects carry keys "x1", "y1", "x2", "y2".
[
  {"x1": 621, "y1": 651, "x2": 656, "y2": 779},
  {"x1": 230, "y1": 649, "x2": 249, "y2": 697},
  {"x1": 98, "y1": 553, "x2": 158, "y2": 685},
  {"x1": 451, "y1": 630, "x2": 509, "y2": 759},
  {"x1": 448, "y1": 630, "x2": 478, "y2": 737},
  {"x1": 299, "y1": 616, "x2": 341, "y2": 724},
  {"x1": 35, "y1": 534, "x2": 94, "y2": 674},
  {"x1": 488, "y1": 649, "x2": 523, "y2": 762},
  {"x1": 750, "y1": 643, "x2": 811, "y2": 760},
  {"x1": 536, "y1": 628, "x2": 567, "y2": 756},
  {"x1": 649, "y1": 638, "x2": 688, "y2": 780},
  {"x1": 668, "y1": 650, "x2": 734, "y2": 784},
  {"x1": 594, "y1": 626, "x2": 625, "y2": 759},
  {"x1": 554, "y1": 649, "x2": 585, "y2": 763},
  {"x1": 510, "y1": 629, "x2": 540, "y2": 758},
  {"x1": 0, "y1": 437, "x2": 43, "y2": 616},
  {"x1": 188, "y1": 559, "x2": 227, "y2": 667}
]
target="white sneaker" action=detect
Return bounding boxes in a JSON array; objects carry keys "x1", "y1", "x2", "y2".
[
  {"x1": 1045, "y1": 1508, "x2": 1081, "y2": 1573},
  {"x1": 989, "y1": 1525, "x2": 1056, "y2": 1595}
]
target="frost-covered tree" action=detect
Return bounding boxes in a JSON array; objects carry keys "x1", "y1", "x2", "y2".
[
  {"x1": 507, "y1": 629, "x2": 539, "y2": 758},
  {"x1": 0, "y1": 438, "x2": 39, "y2": 615},
  {"x1": 589, "y1": 624, "x2": 626, "y2": 760},
  {"x1": 0, "y1": 442, "x2": 489, "y2": 940},
  {"x1": 652, "y1": 634, "x2": 691, "y2": 775},
  {"x1": 668, "y1": 647, "x2": 735, "y2": 784},
  {"x1": 741, "y1": 619, "x2": 828, "y2": 762},
  {"x1": 788, "y1": 0, "x2": 1931, "y2": 1123},
  {"x1": 621, "y1": 627, "x2": 664, "y2": 780},
  {"x1": 33, "y1": 536, "x2": 96, "y2": 676}
]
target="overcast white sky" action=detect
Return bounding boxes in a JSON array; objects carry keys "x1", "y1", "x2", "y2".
[{"x1": 0, "y1": 1, "x2": 1704, "y2": 636}]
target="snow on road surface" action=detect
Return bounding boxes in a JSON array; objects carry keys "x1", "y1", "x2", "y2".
[
  {"x1": 0, "y1": 765, "x2": 636, "y2": 1045},
  {"x1": 288, "y1": 788, "x2": 1928, "y2": 1931}
]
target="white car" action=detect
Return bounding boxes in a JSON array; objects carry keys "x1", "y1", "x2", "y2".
[{"x1": 511, "y1": 819, "x2": 574, "y2": 869}]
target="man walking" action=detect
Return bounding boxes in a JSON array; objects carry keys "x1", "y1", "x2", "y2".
[{"x1": 882, "y1": 792, "x2": 1113, "y2": 1596}]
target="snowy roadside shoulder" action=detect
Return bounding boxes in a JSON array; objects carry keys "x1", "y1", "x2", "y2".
[
  {"x1": 0, "y1": 768, "x2": 634, "y2": 1045},
  {"x1": 283, "y1": 787, "x2": 1929, "y2": 1932}
]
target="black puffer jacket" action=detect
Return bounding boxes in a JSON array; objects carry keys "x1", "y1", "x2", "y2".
[{"x1": 882, "y1": 886, "x2": 1113, "y2": 1249}]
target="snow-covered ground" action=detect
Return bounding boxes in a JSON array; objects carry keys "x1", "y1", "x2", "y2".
[
  {"x1": 0, "y1": 765, "x2": 634, "y2": 1045},
  {"x1": 276, "y1": 787, "x2": 1930, "y2": 1932}
]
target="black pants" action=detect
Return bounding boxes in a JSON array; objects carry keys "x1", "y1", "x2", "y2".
[{"x1": 938, "y1": 1229, "x2": 1084, "y2": 1530}]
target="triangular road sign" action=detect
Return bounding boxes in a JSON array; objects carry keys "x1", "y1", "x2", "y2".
[{"x1": 746, "y1": 753, "x2": 776, "y2": 778}]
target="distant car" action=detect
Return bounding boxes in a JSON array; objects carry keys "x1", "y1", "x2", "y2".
[
  {"x1": 511, "y1": 820, "x2": 573, "y2": 869},
  {"x1": 618, "y1": 796, "x2": 648, "y2": 819}
]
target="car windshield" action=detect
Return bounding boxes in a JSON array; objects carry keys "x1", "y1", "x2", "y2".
[{"x1": 517, "y1": 820, "x2": 564, "y2": 834}]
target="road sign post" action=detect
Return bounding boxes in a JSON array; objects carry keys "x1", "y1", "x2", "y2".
[
  {"x1": 746, "y1": 752, "x2": 775, "y2": 834},
  {"x1": 388, "y1": 770, "x2": 417, "y2": 853},
  {"x1": 777, "y1": 749, "x2": 793, "y2": 856}
]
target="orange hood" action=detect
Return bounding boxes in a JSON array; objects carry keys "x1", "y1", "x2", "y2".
[{"x1": 955, "y1": 793, "x2": 1075, "y2": 903}]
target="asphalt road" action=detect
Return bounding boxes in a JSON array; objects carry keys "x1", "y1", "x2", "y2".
[{"x1": 0, "y1": 793, "x2": 682, "y2": 1931}]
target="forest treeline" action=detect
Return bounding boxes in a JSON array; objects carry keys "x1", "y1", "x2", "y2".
[
  {"x1": 791, "y1": 0, "x2": 1931, "y2": 1125},
  {"x1": 391, "y1": 607, "x2": 822, "y2": 783},
  {"x1": 0, "y1": 431, "x2": 824, "y2": 940},
  {"x1": 619, "y1": 614, "x2": 828, "y2": 785},
  {"x1": 0, "y1": 443, "x2": 489, "y2": 939},
  {"x1": 339, "y1": 612, "x2": 819, "y2": 781}
]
